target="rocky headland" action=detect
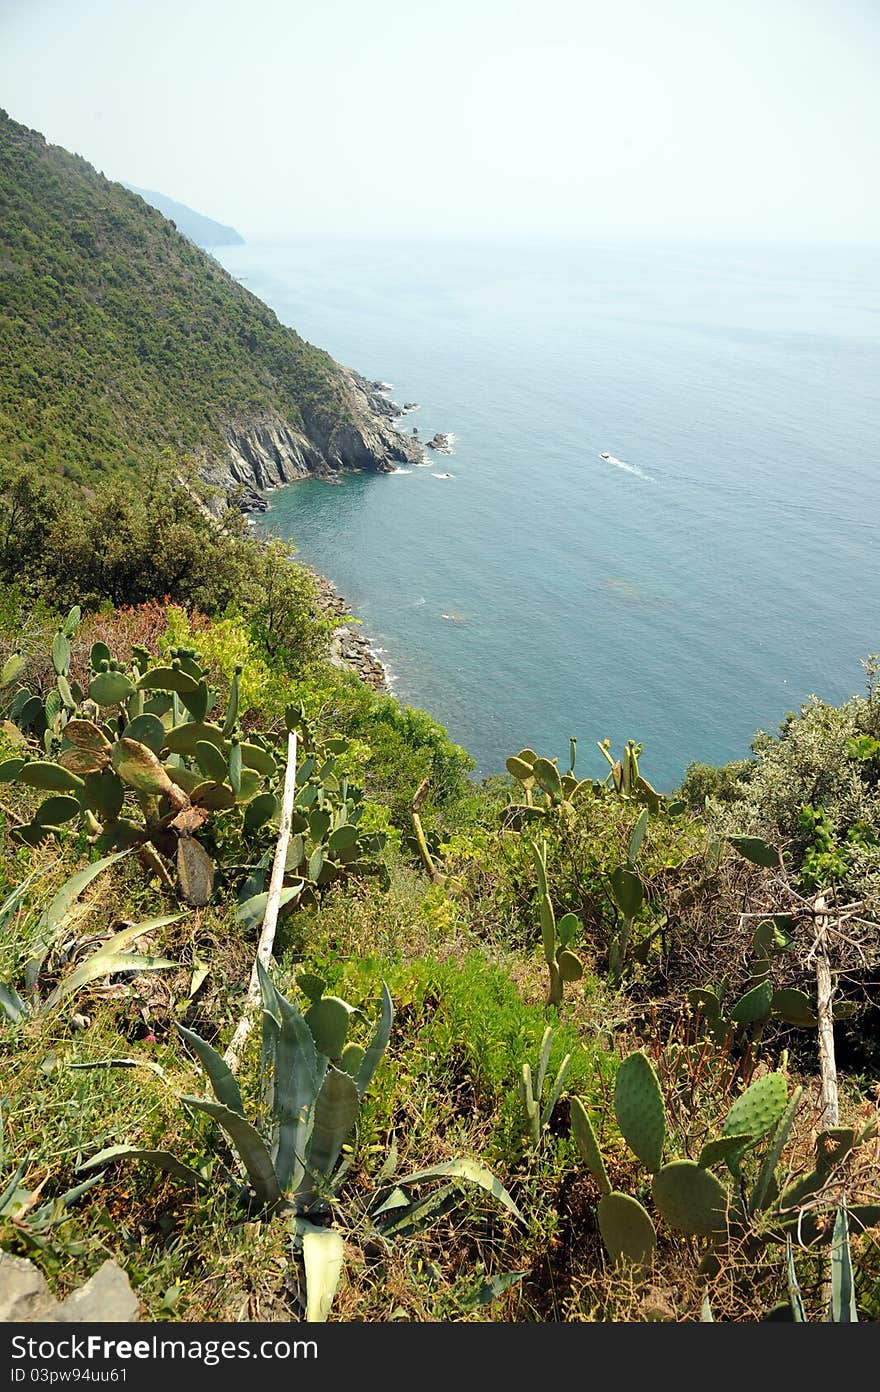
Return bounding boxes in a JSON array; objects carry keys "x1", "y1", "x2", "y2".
[{"x1": 198, "y1": 371, "x2": 425, "y2": 514}]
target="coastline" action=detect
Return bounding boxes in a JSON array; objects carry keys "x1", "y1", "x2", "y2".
[{"x1": 310, "y1": 569, "x2": 389, "y2": 692}]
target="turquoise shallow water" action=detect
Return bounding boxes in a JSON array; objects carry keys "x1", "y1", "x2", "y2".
[{"x1": 215, "y1": 239, "x2": 880, "y2": 789}]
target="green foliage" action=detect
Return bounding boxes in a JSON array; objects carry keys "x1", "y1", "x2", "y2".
[
  {"x1": 2, "y1": 623, "x2": 388, "y2": 907},
  {"x1": 529, "y1": 837, "x2": 585, "y2": 1006},
  {"x1": 519, "y1": 1026, "x2": 571, "y2": 1148},
  {"x1": 571, "y1": 1061, "x2": 878, "y2": 1266},
  {"x1": 0, "y1": 112, "x2": 359, "y2": 485}
]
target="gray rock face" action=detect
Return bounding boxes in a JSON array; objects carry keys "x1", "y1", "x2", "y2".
[
  {"x1": 199, "y1": 368, "x2": 423, "y2": 513},
  {"x1": 0, "y1": 1253, "x2": 139, "y2": 1323}
]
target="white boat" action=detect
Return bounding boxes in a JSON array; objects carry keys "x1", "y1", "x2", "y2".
[{"x1": 599, "y1": 451, "x2": 612, "y2": 460}]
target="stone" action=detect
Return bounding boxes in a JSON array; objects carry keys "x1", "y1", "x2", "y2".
[
  {"x1": 58, "y1": 1259, "x2": 140, "y2": 1322},
  {"x1": 0, "y1": 1253, "x2": 140, "y2": 1323},
  {"x1": 0, "y1": 1252, "x2": 56, "y2": 1322}
]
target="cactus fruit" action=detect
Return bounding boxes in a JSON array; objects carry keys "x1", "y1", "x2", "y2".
[
  {"x1": 598, "y1": 1192, "x2": 657, "y2": 1264},
  {"x1": 652, "y1": 1160, "x2": 729, "y2": 1236},
  {"x1": 614, "y1": 1051, "x2": 666, "y2": 1172},
  {"x1": 570, "y1": 1097, "x2": 611, "y2": 1195}
]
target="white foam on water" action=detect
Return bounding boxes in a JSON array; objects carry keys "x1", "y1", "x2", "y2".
[{"x1": 600, "y1": 453, "x2": 655, "y2": 482}]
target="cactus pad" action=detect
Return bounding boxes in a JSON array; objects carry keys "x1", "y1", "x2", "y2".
[
  {"x1": 558, "y1": 950, "x2": 583, "y2": 982},
  {"x1": 722, "y1": 1073, "x2": 788, "y2": 1144},
  {"x1": 570, "y1": 1097, "x2": 611, "y2": 1195},
  {"x1": 770, "y1": 988, "x2": 817, "y2": 1026},
  {"x1": 614, "y1": 1051, "x2": 666, "y2": 1172},
  {"x1": 729, "y1": 979, "x2": 773, "y2": 1025},
  {"x1": 652, "y1": 1160, "x2": 729, "y2": 1236},
  {"x1": 598, "y1": 1192, "x2": 657, "y2": 1264}
]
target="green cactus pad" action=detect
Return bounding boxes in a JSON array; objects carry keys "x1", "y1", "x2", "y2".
[
  {"x1": 306, "y1": 996, "x2": 353, "y2": 1059},
  {"x1": 243, "y1": 791, "x2": 277, "y2": 833},
  {"x1": 598, "y1": 1192, "x2": 657, "y2": 1264},
  {"x1": 18, "y1": 762, "x2": 83, "y2": 793},
  {"x1": 135, "y1": 666, "x2": 199, "y2": 694},
  {"x1": 178, "y1": 684, "x2": 211, "y2": 722},
  {"x1": 728, "y1": 835, "x2": 779, "y2": 868},
  {"x1": 614, "y1": 1051, "x2": 666, "y2": 1172},
  {"x1": 195, "y1": 740, "x2": 229, "y2": 784},
  {"x1": 506, "y1": 755, "x2": 535, "y2": 783},
  {"x1": 611, "y1": 866, "x2": 644, "y2": 919},
  {"x1": 729, "y1": 979, "x2": 773, "y2": 1025},
  {"x1": 570, "y1": 1097, "x2": 611, "y2": 1195},
  {"x1": 0, "y1": 758, "x2": 25, "y2": 783},
  {"x1": 191, "y1": 780, "x2": 236, "y2": 811},
  {"x1": 163, "y1": 721, "x2": 224, "y2": 755},
  {"x1": 51, "y1": 632, "x2": 70, "y2": 677},
  {"x1": 122, "y1": 714, "x2": 166, "y2": 755},
  {"x1": 652, "y1": 1160, "x2": 729, "y2": 1236},
  {"x1": 557, "y1": 912, "x2": 579, "y2": 948},
  {"x1": 532, "y1": 758, "x2": 563, "y2": 800},
  {"x1": 83, "y1": 769, "x2": 125, "y2": 821},
  {"x1": 238, "y1": 742, "x2": 276, "y2": 777},
  {"x1": 770, "y1": 988, "x2": 817, "y2": 1026},
  {"x1": 687, "y1": 986, "x2": 721, "y2": 1019},
  {"x1": 697, "y1": 1133, "x2": 753, "y2": 1169},
  {"x1": 722, "y1": 1073, "x2": 788, "y2": 1145},
  {"x1": 33, "y1": 795, "x2": 80, "y2": 827},
  {"x1": 87, "y1": 671, "x2": 135, "y2": 706},
  {"x1": 558, "y1": 950, "x2": 583, "y2": 982}
]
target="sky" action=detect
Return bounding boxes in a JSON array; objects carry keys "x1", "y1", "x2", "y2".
[{"x1": 0, "y1": 0, "x2": 878, "y2": 243}]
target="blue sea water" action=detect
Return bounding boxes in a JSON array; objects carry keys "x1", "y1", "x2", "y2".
[{"x1": 214, "y1": 239, "x2": 880, "y2": 789}]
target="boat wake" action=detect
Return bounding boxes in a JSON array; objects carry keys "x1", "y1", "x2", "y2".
[{"x1": 599, "y1": 452, "x2": 654, "y2": 482}]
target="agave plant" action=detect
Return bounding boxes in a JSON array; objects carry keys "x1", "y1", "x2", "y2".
[
  {"x1": 80, "y1": 968, "x2": 521, "y2": 1321},
  {"x1": 0, "y1": 850, "x2": 180, "y2": 1018}
]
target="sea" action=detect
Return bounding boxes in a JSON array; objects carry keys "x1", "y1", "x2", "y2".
[{"x1": 213, "y1": 238, "x2": 880, "y2": 790}]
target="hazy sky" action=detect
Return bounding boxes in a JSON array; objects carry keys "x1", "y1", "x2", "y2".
[{"x1": 1, "y1": 0, "x2": 878, "y2": 242}]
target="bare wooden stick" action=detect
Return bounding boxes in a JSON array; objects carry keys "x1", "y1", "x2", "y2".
[
  {"x1": 410, "y1": 777, "x2": 443, "y2": 884},
  {"x1": 224, "y1": 729, "x2": 298, "y2": 1074},
  {"x1": 813, "y1": 892, "x2": 839, "y2": 1129}
]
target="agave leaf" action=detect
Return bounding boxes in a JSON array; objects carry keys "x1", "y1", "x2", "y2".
[
  {"x1": 298, "y1": 1219, "x2": 345, "y2": 1322},
  {"x1": 0, "y1": 980, "x2": 29, "y2": 1023},
  {"x1": 181, "y1": 1096, "x2": 280, "y2": 1207},
  {"x1": 535, "y1": 1026, "x2": 554, "y2": 1102},
  {"x1": 48, "y1": 950, "x2": 176, "y2": 1006},
  {"x1": 29, "y1": 849, "x2": 131, "y2": 978},
  {"x1": 830, "y1": 1200, "x2": 858, "y2": 1322},
  {"x1": 541, "y1": 1053, "x2": 571, "y2": 1127},
  {"x1": 373, "y1": 1184, "x2": 459, "y2": 1238},
  {"x1": 235, "y1": 885, "x2": 302, "y2": 931},
  {"x1": 395, "y1": 1158, "x2": 523, "y2": 1223},
  {"x1": 267, "y1": 972, "x2": 323, "y2": 1193},
  {"x1": 176, "y1": 1023, "x2": 244, "y2": 1114},
  {"x1": 786, "y1": 1237, "x2": 807, "y2": 1322},
  {"x1": 355, "y1": 981, "x2": 394, "y2": 1098},
  {"x1": 78, "y1": 1145, "x2": 204, "y2": 1185},
  {"x1": 305, "y1": 1067, "x2": 359, "y2": 1191}
]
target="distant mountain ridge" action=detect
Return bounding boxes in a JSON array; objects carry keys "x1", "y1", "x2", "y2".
[
  {"x1": 0, "y1": 110, "x2": 421, "y2": 508},
  {"x1": 123, "y1": 184, "x2": 245, "y2": 247}
]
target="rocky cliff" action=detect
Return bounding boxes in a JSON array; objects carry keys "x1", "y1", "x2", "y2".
[{"x1": 198, "y1": 372, "x2": 424, "y2": 512}]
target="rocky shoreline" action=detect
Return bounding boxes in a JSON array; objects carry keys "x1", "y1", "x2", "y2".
[{"x1": 310, "y1": 571, "x2": 388, "y2": 692}]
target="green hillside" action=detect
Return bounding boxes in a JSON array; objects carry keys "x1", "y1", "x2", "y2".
[{"x1": 0, "y1": 110, "x2": 353, "y2": 485}]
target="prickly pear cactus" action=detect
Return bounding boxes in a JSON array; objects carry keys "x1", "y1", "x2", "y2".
[
  {"x1": 598, "y1": 1191, "x2": 657, "y2": 1264},
  {"x1": 651, "y1": 1160, "x2": 729, "y2": 1237},
  {"x1": 614, "y1": 1051, "x2": 666, "y2": 1172},
  {"x1": 570, "y1": 1097, "x2": 611, "y2": 1195}
]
